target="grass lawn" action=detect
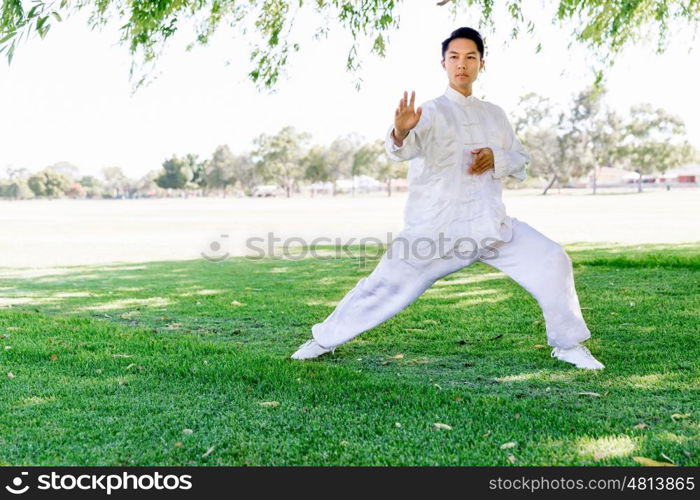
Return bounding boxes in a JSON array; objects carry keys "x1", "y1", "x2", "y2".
[{"x1": 0, "y1": 243, "x2": 698, "y2": 466}]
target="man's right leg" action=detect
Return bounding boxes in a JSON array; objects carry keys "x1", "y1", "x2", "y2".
[{"x1": 297, "y1": 243, "x2": 476, "y2": 356}]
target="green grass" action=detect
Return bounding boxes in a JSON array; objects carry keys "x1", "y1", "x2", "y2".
[{"x1": 0, "y1": 243, "x2": 698, "y2": 466}]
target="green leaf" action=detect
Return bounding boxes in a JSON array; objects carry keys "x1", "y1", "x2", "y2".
[
  {"x1": 39, "y1": 23, "x2": 51, "y2": 39},
  {"x1": 51, "y1": 12, "x2": 62, "y2": 22},
  {"x1": 7, "y1": 41, "x2": 15, "y2": 65},
  {"x1": 0, "y1": 31, "x2": 17, "y2": 45},
  {"x1": 27, "y1": 5, "x2": 41, "y2": 18},
  {"x1": 37, "y1": 16, "x2": 48, "y2": 32}
]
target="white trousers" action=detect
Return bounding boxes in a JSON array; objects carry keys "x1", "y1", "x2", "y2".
[{"x1": 312, "y1": 218, "x2": 591, "y2": 349}]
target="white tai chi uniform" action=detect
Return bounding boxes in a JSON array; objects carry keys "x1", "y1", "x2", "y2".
[{"x1": 311, "y1": 86, "x2": 592, "y2": 350}]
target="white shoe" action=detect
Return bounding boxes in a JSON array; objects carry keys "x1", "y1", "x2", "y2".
[
  {"x1": 290, "y1": 339, "x2": 334, "y2": 360},
  {"x1": 551, "y1": 344, "x2": 605, "y2": 370}
]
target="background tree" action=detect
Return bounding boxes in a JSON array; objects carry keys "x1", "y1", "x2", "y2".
[
  {"x1": 326, "y1": 134, "x2": 360, "y2": 196},
  {"x1": 135, "y1": 169, "x2": 163, "y2": 197},
  {"x1": 0, "y1": 167, "x2": 34, "y2": 199},
  {"x1": 102, "y1": 166, "x2": 130, "y2": 198},
  {"x1": 351, "y1": 139, "x2": 381, "y2": 196},
  {"x1": 78, "y1": 175, "x2": 105, "y2": 198},
  {"x1": 617, "y1": 104, "x2": 697, "y2": 192},
  {"x1": 65, "y1": 182, "x2": 86, "y2": 199},
  {"x1": 252, "y1": 126, "x2": 309, "y2": 198},
  {"x1": 302, "y1": 145, "x2": 330, "y2": 198},
  {"x1": 48, "y1": 162, "x2": 86, "y2": 199},
  {"x1": 586, "y1": 105, "x2": 626, "y2": 194},
  {"x1": 513, "y1": 93, "x2": 556, "y2": 193},
  {"x1": 185, "y1": 153, "x2": 206, "y2": 191},
  {"x1": 513, "y1": 93, "x2": 586, "y2": 194},
  {"x1": 0, "y1": 177, "x2": 34, "y2": 199},
  {"x1": 370, "y1": 139, "x2": 407, "y2": 197},
  {"x1": 204, "y1": 145, "x2": 237, "y2": 195},
  {"x1": 27, "y1": 169, "x2": 71, "y2": 198},
  {"x1": 47, "y1": 161, "x2": 80, "y2": 181},
  {"x1": 5, "y1": 166, "x2": 30, "y2": 180},
  {"x1": 559, "y1": 87, "x2": 637, "y2": 194},
  {"x1": 232, "y1": 153, "x2": 258, "y2": 195},
  {"x1": 155, "y1": 156, "x2": 191, "y2": 191},
  {"x1": 4, "y1": 1, "x2": 697, "y2": 90},
  {"x1": 569, "y1": 87, "x2": 599, "y2": 177}
]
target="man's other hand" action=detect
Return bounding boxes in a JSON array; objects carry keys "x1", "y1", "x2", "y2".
[{"x1": 468, "y1": 148, "x2": 494, "y2": 175}]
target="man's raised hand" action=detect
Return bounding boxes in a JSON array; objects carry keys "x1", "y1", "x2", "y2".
[{"x1": 393, "y1": 90, "x2": 422, "y2": 144}]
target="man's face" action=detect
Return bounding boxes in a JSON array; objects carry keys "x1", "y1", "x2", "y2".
[{"x1": 441, "y1": 38, "x2": 484, "y2": 94}]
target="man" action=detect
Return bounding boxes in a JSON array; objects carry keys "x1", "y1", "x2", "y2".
[{"x1": 291, "y1": 27, "x2": 604, "y2": 370}]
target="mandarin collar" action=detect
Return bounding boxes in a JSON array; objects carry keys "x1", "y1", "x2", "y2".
[{"x1": 444, "y1": 85, "x2": 478, "y2": 106}]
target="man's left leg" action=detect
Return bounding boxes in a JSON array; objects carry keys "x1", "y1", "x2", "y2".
[
  {"x1": 291, "y1": 239, "x2": 478, "y2": 359},
  {"x1": 480, "y1": 218, "x2": 604, "y2": 369}
]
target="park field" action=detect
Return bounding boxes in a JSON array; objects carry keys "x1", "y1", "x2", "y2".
[
  {"x1": 1, "y1": 187, "x2": 699, "y2": 268},
  {"x1": 0, "y1": 242, "x2": 698, "y2": 465}
]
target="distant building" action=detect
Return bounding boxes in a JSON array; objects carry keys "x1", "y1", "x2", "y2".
[
  {"x1": 335, "y1": 175, "x2": 383, "y2": 193},
  {"x1": 252, "y1": 184, "x2": 285, "y2": 197},
  {"x1": 392, "y1": 178, "x2": 409, "y2": 192},
  {"x1": 621, "y1": 172, "x2": 656, "y2": 184},
  {"x1": 574, "y1": 164, "x2": 700, "y2": 188},
  {"x1": 658, "y1": 164, "x2": 700, "y2": 184},
  {"x1": 305, "y1": 175, "x2": 407, "y2": 195},
  {"x1": 587, "y1": 167, "x2": 640, "y2": 187}
]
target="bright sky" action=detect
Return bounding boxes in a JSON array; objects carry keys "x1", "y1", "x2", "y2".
[{"x1": 1, "y1": 1, "x2": 698, "y2": 179}]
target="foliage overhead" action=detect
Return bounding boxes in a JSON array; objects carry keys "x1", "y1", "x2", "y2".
[{"x1": 1, "y1": 0, "x2": 698, "y2": 91}]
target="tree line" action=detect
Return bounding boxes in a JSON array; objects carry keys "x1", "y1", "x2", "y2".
[
  {"x1": 1, "y1": 85, "x2": 695, "y2": 200},
  {"x1": 0, "y1": 131, "x2": 406, "y2": 200}
]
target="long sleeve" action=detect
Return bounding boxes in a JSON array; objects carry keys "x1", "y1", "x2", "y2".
[
  {"x1": 384, "y1": 103, "x2": 434, "y2": 162},
  {"x1": 490, "y1": 107, "x2": 529, "y2": 182}
]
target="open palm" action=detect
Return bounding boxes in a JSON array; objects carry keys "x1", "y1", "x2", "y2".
[{"x1": 394, "y1": 90, "x2": 422, "y2": 137}]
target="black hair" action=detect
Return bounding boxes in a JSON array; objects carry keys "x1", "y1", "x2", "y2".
[{"x1": 441, "y1": 27, "x2": 485, "y2": 60}]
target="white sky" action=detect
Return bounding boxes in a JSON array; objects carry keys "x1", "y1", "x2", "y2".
[{"x1": 0, "y1": 1, "x2": 698, "y2": 179}]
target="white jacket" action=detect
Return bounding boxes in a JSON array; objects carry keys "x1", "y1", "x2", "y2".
[{"x1": 384, "y1": 85, "x2": 530, "y2": 260}]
